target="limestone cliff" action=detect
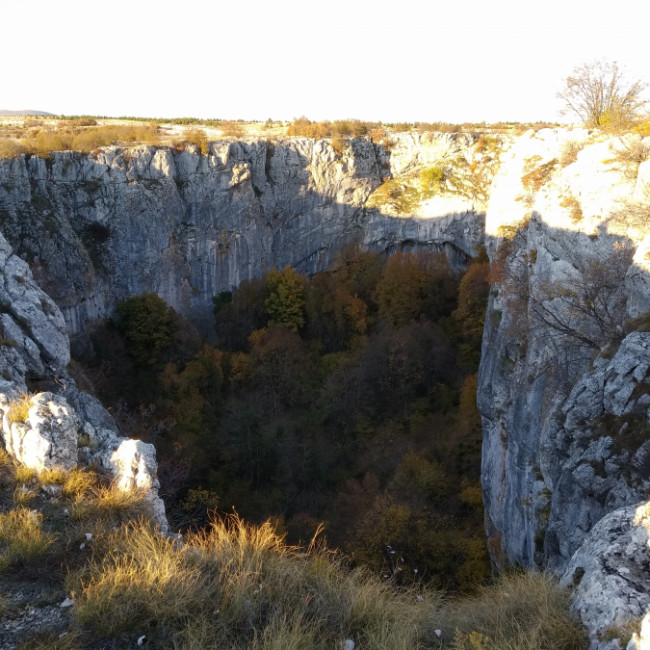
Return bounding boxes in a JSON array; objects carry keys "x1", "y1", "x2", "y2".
[
  {"x1": 479, "y1": 128, "x2": 650, "y2": 573},
  {"x1": 0, "y1": 133, "x2": 489, "y2": 340},
  {"x1": 3, "y1": 127, "x2": 650, "y2": 646}
]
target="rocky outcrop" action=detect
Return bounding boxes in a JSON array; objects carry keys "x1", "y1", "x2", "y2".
[
  {"x1": 476, "y1": 128, "x2": 650, "y2": 648},
  {"x1": 0, "y1": 133, "x2": 491, "y2": 339},
  {"x1": 0, "y1": 231, "x2": 167, "y2": 530},
  {"x1": 560, "y1": 501, "x2": 650, "y2": 650}
]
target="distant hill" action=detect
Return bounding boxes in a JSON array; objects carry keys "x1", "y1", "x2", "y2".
[{"x1": 0, "y1": 109, "x2": 53, "y2": 116}]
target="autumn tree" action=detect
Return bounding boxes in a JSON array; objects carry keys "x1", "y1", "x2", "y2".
[
  {"x1": 376, "y1": 250, "x2": 456, "y2": 327},
  {"x1": 558, "y1": 59, "x2": 648, "y2": 128},
  {"x1": 264, "y1": 266, "x2": 307, "y2": 332},
  {"x1": 453, "y1": 251, "x2": 490, "y2": 350},
  {"x1": 304, "y1": 271, "x2": 368, "y2": 352}
]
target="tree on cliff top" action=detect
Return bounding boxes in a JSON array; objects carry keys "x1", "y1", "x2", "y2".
[{"x1": 557, "y1": 59, "x2": 648, "y2": 129}]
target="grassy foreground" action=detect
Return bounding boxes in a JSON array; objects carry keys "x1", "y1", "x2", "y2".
[{"x1": 0, "y1": 449, "x2": 586, "y2": 649}]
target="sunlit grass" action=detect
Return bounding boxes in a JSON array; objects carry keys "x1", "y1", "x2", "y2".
[
  {"x1": 5, "y1": 391, "x2": 32, "y2": 423},
  {"x1": 14, "y1": 464, "x2": 36, "y2": 483},
  {"x1": 0, "y1": 508, "x2": 55, "y2": 571},
  {"x1": 70, "y1": 480, "x2": 153, "y2": 523},
  {"x1": 0, "y1": 458, "x2": 586, "y2": 649}
]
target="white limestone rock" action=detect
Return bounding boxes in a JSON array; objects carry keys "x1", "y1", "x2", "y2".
[
  {"x1": 110, "y1": 439, "x2": 167, "y2": 531},
  {"x1": 1, "y1": 392, "x2": 79, "y2": 471},
  {"x1": 561, "y1": 501, "x2": 650, "y2": 650}
]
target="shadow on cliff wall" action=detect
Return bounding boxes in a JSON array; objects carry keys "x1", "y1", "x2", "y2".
[
  {"x1": 0, "y1": 140, "x2": 484, "y2": 339},
  {"x1": 479, "y1": 212, "x2": 650, "y2": 570}
]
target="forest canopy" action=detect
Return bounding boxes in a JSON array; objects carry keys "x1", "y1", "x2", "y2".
[{"x1": 77, "y1": 246, "x2": 491, "y2": 592}]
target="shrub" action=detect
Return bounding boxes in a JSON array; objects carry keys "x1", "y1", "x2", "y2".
[
  {"x1": 184, "y1": 128, "x2": 210, "y2": 155},
  {"x1": 331, "y1": 134, "x2": 346, "y2": 156},
  {"x1": 609, "y1": 137, "x2": 650, "y2": 180},
  {"x1": 559, "y1": 140, "x2": 585, "y2": 166},
  {"x1": 420, "y1": 165, "x2": 445, "y2": 196},
  {"x1": 220, "y1": 121, "x2": 245, "y2": 138},
  {"x1": 0, "y1": 139, "x2": 26, "y2": 158}
]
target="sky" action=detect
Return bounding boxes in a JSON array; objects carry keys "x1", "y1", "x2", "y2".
[{"x1": 2, "y1": 0, "x2": 648, "y2": 124}]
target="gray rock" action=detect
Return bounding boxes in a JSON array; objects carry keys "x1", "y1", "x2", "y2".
[
  {"x1": 561, "y1": 501, "x2": 650, "y2": 650},
  {"x1": 0, "y1": 134, "x2": 490, "y2": 339}
]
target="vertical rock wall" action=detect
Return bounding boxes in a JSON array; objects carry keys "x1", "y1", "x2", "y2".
[
  {"x1": 479, "y1": 128, "x2": 650, "y2": 570},
  {"x1": 0, "y1": 133, "x2": 488, "y2": 338}
]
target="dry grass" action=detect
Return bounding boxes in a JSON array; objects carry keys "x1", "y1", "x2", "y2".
[
  {"x1": 69, "y1": 478, "x2": 153, "y2": 528},
  {"x1": 14, "y1": 464, "x2": 36, "y2": 483},
  {"x1": 0, "y1": 508, "x2": 54, "y2": 571},
  {"x1": 0, "y1": 447, "x2": 12, "y2": 470},
  {"x1": 608, "y1": 137, "x2": 650, "y2": 180},
  {"x1": 58, "y1": 513, "x2": 586, "y2": 649},
  {"x1": 12, "y1": 484, "x2": 37, "y2": 507},
  {"x1": 559, "y1": 140, "x2": 585, "y2": 167},
  {"x1": 5, "y1": 391, "x2": 32, "y2": 424},
  {"x1": 560, "y1": 194, "x2": 584, "y2": 224},
  {"x1": 0, "y1": 456, "x2": 585, "y2": 649},
  {"x1": 38, "y1": 466, "x2": 68, "y2": 485},
  {"x1": 440, "y1": 570, "x2": 586, "y2": 649}
]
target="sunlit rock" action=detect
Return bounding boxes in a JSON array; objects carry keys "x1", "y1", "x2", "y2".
[
  {"x1": 1, "y1": 392, "x2": 78, "y2": 471},
  {"x1": 560, "y1": 502, "x2": 650, "y2": 650}
]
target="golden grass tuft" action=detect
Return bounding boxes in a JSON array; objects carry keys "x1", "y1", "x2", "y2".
[
  {"x1": 0, "y1": 508, "x2": 55, "y2": 571},
  {"x1": 14, "y1": 464, "x2": 36, "y2": 483},
  {"x1": 61, "y1": 467, "x2": 97, "y2": 500},
  {"x1": 38, "y1": 466, "x2": 68, "y2": 485},
  {"x1": 5, "y1": 391, "x2": 32, "y2": 424},
  {"x1": 0, "y1": 447, "x2": 12, "y2": 470},
  {"x1": 69, "y1": 479, "x2": 153, "y2": 525},
  {"x1": 12, "y1": 484, "x2": 37, "y2": 507}
]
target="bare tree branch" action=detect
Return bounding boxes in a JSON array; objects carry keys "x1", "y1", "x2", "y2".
[{"x1": 558, "y1": 59, "x2": 648, "y2": 128}]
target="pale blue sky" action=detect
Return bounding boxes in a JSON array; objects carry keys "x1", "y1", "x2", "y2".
[{"x1": 2, "y1": 0, "x2": 648, "y2": 124}]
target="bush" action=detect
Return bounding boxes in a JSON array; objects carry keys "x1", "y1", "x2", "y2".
[
  {"x1": 559, "y1": 140, "x2": 585, "y2": 166},
  {"x1": 184, "y1": 128, "x2": 210, "y2": 155},
  {"x1": 0, "y1": 139, "x2": 26, "y2": 158}
]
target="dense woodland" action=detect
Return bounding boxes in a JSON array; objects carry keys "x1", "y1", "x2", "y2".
[{"x1": 75, "y1": 245, "x2": 491, "y2": 592}]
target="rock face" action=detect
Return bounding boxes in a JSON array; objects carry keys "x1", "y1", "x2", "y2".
[
  {"x1": 0, "y1": 230, "x2": 167, "y2": 530},
  {"x1": 560, "y1": 501, "x2": 650, "y2": 650},
  {"x1": 4, "y1": 127, "x2": 650, "y2": 646},
  {"x1": 0, "y1": 133, "x2": 490, "y2": 339},
  {"x1": 478, "y1": 128, "x2": 650, "y2": 644}
]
